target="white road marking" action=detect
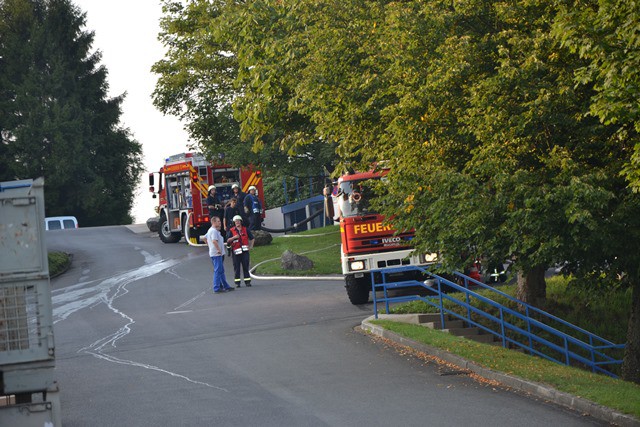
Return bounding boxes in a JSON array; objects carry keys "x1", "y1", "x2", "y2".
[
  {"x1": 173, "y1": 291, "x2": 206, "y2": 311},
  {"x1": 52, "y1": 256, "x2": 226, "y2": 391}
]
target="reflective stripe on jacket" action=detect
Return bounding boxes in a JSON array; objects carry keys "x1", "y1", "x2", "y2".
[
  {"x1": 246, "y1": 194, "x2": 262, "y2": 214},
  {"x1": 230, "y1": 226, "x2": 250, "y2": 255}
]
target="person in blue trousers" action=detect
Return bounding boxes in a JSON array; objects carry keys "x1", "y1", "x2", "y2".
[{"x1": 203, "y1": 216, "x2": 234, "y2": 294}]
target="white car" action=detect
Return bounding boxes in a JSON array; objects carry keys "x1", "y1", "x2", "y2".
[{"x1": 45, "y1": 216, "x2": 78, "y2": 230}]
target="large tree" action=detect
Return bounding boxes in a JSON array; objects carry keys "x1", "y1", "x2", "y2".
[
  {"x1": 0, "y1": 0, "x2": 143, "y2": 226},
  {"x1": 553, "y1": 0, "x2": 640, "y2": 383},
  {"x1": 152, "y1": 0, "x2": 335, "y2": 182}
]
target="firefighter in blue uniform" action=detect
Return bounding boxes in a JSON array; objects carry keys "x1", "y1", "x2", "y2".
[{"x1": 243, "y1": 185, "x2": 262, "y2": 231}]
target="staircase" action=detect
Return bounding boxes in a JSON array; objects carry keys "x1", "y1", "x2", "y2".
[
  {"x1": 373, "y1": 313, "x2": 499, "y2": 345},
  {"x1": 369, "y1": 266, "x2": 625, "y2": 378}
]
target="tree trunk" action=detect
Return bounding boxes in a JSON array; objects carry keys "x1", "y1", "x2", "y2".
[
  {"x1": 515, "y1": 265, "x2": 547, "y2": 308},
  {"x1": 622, "y1": 278, "x2": 640, "y2": 384}
]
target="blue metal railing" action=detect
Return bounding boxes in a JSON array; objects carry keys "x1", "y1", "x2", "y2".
[{"x1": 370, "y1": 265, "x2": 625, "y2": 378}]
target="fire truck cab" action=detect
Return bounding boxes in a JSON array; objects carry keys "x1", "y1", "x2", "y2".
[
  {"x1": 149, "y1": 153, "x2": 264, "y2": 244},
  {"x1": 330, "y1": 170, "x2": 438, "y2": 304}
]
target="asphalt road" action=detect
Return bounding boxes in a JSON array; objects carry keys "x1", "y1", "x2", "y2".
[{"x1": 45, "y1": 225, "x2": 603, "y2": 426}]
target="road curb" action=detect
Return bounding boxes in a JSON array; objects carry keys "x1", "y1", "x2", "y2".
[
  {"x1": 361, "y1": 316, "x2": 639, "y2": 427},
  {"x1": 125, "y1": 223, "x2": 153, "y2": 234}
]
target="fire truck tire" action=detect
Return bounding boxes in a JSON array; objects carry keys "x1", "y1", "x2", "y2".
[
  {"x1": 159, "y1": 216, "x2": 181, "y2": 243},
  {"x1": 345, "y1": 275, "x2": 370, "y2": 305}
]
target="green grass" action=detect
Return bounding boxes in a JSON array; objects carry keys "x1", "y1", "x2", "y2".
[
  {"x1": 546, "y1": 278, "x2": 631, "y2": 344},
  {"x1": 371, "y1": 319, "x2": 640, "y2": 419},
  {"x1": 48, "y1": 251, "x2": 70, "y2": 276},
  {"x1": 251, "y1": 225, "x2": 342, "y2": 275}
]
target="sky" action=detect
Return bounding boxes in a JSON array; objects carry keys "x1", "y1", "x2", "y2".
[{"x1": 73, "y1": 0, "x2": 190, "y2": 224}]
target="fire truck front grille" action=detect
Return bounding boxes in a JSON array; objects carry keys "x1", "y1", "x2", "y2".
[{"x1": 377, "y1": 259, "x2": 410, "y2": 268}]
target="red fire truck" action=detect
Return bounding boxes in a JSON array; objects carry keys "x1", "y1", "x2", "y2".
[
  {"x1": 328, "y1": 169, "x2": 438, "y2": 304},
  {"x1": 148, "y1": 153, "x2": 264, "y2": 244}
]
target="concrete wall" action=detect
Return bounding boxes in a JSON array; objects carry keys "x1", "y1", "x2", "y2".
[{"x1": 263, "y1": 206, "x2": 285, "y2": 231}]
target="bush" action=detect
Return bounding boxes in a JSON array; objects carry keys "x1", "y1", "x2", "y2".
[{"x1": 48, "y1": 251, "x2": 70, "y2": 277}]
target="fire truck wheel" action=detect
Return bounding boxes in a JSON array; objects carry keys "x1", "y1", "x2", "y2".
[
  {"x1": 159, "y1": 216, "x2": 181, "y2": 243},
  {"x1": 345, "y1": 275, "x2": 370, "y2": 305}
]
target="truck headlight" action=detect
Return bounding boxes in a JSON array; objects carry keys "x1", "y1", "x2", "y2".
[
  {"x1": 349, "y1": 260, "x2": 365, "y2": 271},
  {"x1": 422, "y1": 252, "x2": 438, "y2": 263}
]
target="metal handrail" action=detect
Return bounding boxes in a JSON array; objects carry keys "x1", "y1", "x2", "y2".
[
  {"x1": 451, "y1": 271, "x2": 620, "y2": 347},
  {"x1": 370, "y1": 265, "x2": 625, "y2": 378}
]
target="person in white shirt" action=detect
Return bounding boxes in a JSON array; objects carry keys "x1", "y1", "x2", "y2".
[{"x1": 203, "y1": 217, "x2": 234, "y2": 294}]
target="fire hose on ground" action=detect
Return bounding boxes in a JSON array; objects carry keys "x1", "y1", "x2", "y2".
[
  {"x1": 249, "y1": 244, "x2": 343, "y2": 282},
  {"x1": 185, "y1": 211, "x2": 342, "y2": 281}
]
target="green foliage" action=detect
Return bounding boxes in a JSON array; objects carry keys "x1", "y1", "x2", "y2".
[
  {"x1": 153, "y1": 0, "x2": 640, "y2": 275},
  {"x1": 153, "y1": 1, "x2": 242, "y2": 159},
  {"x1": 553, "y1": 0, "x2": 640, "y2": 192},
  {"x1": 0, "y1": 0, "x2": 143, "y2": 225},
  {"x1": 371, "y1": 319, "x2": 640, "y2": 418},
  {"x1": 48, "y1": 251, "x2": 70, "y2": 276},
  {"x1": 152, "y1": 0, "x2": 336, "y2": 178}
]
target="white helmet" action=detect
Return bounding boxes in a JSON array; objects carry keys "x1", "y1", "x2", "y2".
[
  {"x1": 232, "y1": 215, "x2": 243, "y2": 222},
  {"x1": 248, "y1": 185, "x2": 257, "y2": 192},
  {"x1": 208, "y1": 185, "x2": 216, "y2": 192},
  {"x1": 232, "y1": 183, "x2": 239, "y2": 189}
]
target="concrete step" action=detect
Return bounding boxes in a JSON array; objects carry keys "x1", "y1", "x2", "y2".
[
  {"x1": 468, "y1": 334, "x2": 499, "y2": 344},
  {"x1": 423, "y1": 319, "x2": 465, "y2": 330},
  {"x1": 374, "y1": 313, "x2": 446, "y2": 325},
  {"x1": 415, "y1": 313, "x2": 444, "y2": 324},
  {"x1": 374, "y1": 313, "x2": 514, "y2": 347},
  {"x1": 444, "y1": 327, "x2": 481, "y2": 336}
]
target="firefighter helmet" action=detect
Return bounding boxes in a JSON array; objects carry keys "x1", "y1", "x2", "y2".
[
  {"x1": 208, "y1": 185, "x2": 216, "y2": 192},
  {"x1": 248, "y1": 185, "x2": 257, "y2": 192},
  {"x1": 232, "y1": 215, "x2": 243, "y2": 222},
  {"x1": 232, "y1": 183, "x2": 239, "y2": 189}
]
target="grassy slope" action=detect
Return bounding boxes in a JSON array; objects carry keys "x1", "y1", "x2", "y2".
[
  {"x1": 251, "y1": 225, "x2": 341, "y2": 275},
  {"x1": 372, "y1": 319, "x2": 640, "y2": 418}
]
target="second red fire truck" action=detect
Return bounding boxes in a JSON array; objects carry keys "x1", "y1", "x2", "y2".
[
  {"x1": 327, "y1": 169, "x2": 438, "y2": 304},
  {"x1": 328, "y1": 169, "x2": 509, "y2": 304},
  {"x1": 148, "y1": 153, "x2": 264, "y2": 244}
]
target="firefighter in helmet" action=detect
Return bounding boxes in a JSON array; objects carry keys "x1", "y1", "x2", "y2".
[
  {"x1": 231, "y1": 183, "x2": 247, "y2": 223},
  {"x1": 243, "y1": 185, "x2": 262, "y2": 231},
  {"x1": 226, "y1": 215, "x2": 255, "y2": 287},
  {"x1": 207, "y1": 185, "x2": 224, "y2": 223}
]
